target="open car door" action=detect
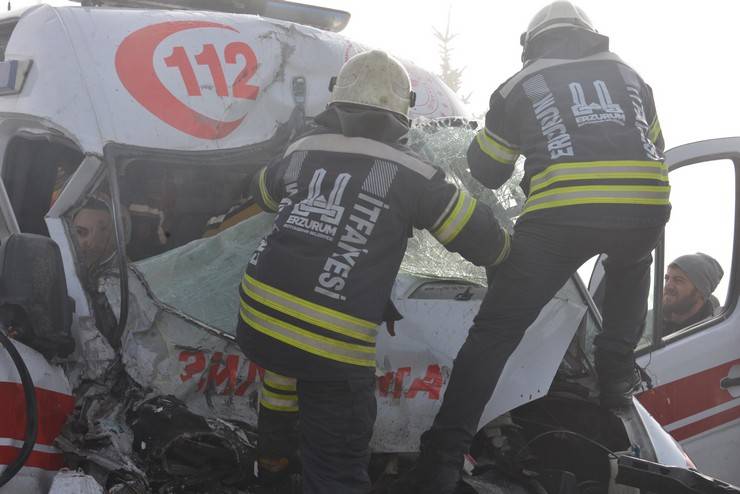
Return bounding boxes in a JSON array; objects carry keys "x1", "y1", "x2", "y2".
[{"x1": 589, "y1": 137, "x2": 740, "y2": 485}]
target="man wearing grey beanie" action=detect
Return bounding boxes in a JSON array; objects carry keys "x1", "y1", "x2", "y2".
[{"x1": 663, "y1": 253, "x2": 724, "y2": 335}]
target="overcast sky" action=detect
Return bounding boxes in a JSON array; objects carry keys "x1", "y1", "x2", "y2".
[
  {"x1": 316, "y1": 0, "x2": 740, "y2": 150},
  {"x1": 10, "y1": 0, "x2": 740, "y2": 297}
]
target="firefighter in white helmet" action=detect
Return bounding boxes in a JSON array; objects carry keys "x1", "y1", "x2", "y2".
[
  {"x1": 401, "y1": 2, "x2": 669, "y2": 492},
  {"x1": 236, "y1": 50, "x2": 510, "y2": 493}
]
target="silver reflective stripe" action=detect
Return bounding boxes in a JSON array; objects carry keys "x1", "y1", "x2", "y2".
[
  {"x1": 493, "y1": 231, "x2": 511, "y2": 266},
  {"x1": 264, "y1": 370, "x2": 296, "y2": 391},
  {"x1": 476, "y1": 129, "x2": 518, "y2": 164},
  {"x1": 500, "y1": 52, "x2": 626, "y2": 98},
  {"x1": 431, "y1": 189, "x2": 460, "y2": 231},
  {"x1": 484, "y1": 127, "x2": 517, "y2": 149},
  {"x1": 530, "y1": 162, "x2": 668, "y2": 193},
  {"x1": 241, "y1": 306, "x2": 376, "y2": 367},
  {"x1": 524, "y1": 186, "x2": 670, "y2": 213},
  {"x1": 284, "y1": 134, "x2": 437, "y2": 179},
  {"x1": 260, "y1": 388, "x2": 298, "y2": 412},
  {"x1": 243, "y1": 275, "x2": 378, "y2": 342},
  {"x1": 258, "y1": 167, "x2": 279, "y2": 211},
  {"x1": 432, "y1": 192, "x2": 476, "y2": 245}
]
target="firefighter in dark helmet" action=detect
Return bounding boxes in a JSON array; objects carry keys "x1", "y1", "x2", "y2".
[
  {"x1": 236, "y1": 49, "x2": 511, "y2": 493},
  {"x1": 404, "y1": 2, "x2": 670, "y2": 492}
]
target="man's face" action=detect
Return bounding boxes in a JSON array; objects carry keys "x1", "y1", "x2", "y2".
[
  {"x1": 73, "y1": 208, "x2": 114, "y2": 267},
  {"x1": 663, "y1": 265, "x2": 703, "y2": 315}
]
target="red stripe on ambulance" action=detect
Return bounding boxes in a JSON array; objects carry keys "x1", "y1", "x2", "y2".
[
  {"x1": 0, "y1": 382, "x2": 75, "y2": 446},
  {"x1": 670, "y1": 403, "x2": 740, "y2": 441},
  {"x1": 638, "y1": 359, "x2": 740, "y2": 440}
]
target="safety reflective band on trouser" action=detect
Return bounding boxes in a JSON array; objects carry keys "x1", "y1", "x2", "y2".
[
  {"x1": 432, "y1": 190, "x2": 477, "y2": 245},
  {"x1": 649, "y1": 116, "x2": 661, "y2": 144},
  {"x1": 260, "y1": 370, "x2": 298, "y2": 413},
  {"x1": 529, "y1": 160, "x2": 669, "y2": 195},
  {"x1": 241, "y1": 274, "x2": 378, "y2": 343},
  {"x1": 493, "y1": 231, "x2": 511, "y2": 266},
  {"x1": 240, "y1": 303, "x2": 377, "y2": 368},
  {"x1": 522, "y1": 185, "x2": 671, "y2": 215},
  {"x1": 258, "y1": 168, "x2": 279, "y2": 212},
  {"x1": 475, "y1": 128, "x2": 519, "y2": 165}
]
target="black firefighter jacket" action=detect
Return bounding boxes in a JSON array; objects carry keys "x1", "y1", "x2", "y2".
[
  {"x1": 467, "y1": 29, "x2": 671, "y2": 229},
  {"x1": 237, "y1": 107, "x2": 510, "y2": 380}
]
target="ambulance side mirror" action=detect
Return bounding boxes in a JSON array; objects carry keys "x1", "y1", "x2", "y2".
[{"x1": 0, "y1": 233, "x2": 75, "y2": 360}]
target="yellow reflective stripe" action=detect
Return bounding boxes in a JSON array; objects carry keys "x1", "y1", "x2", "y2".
[
  {"x1": 258, "y1": 168, "x2": 279, "y2": 211},
  {"x1": 533, "y1": 160, "x2": 666, "y2": 179},
  {"x1": 242, "y1": 275, "x2": 377, "y2": 343},
  {"x1": 524, "y1": 196, "x2": 670, "y2": 214},
  {"x1": 264, "y1": 370, "x2": 296, "y2": 392},
  {"x1": 531, "y1": 171, "x2": 669, "y2": 194},
  {"x1": 240, "y1": 304, "x2": 376, "y2": 368},
  {"x1": 523, "y1": 185, "x2": 670, "y2": 214},
  {"x1": 260, "y1": 401, "x2": 299, "y2": 413},
  {"x1": 431, "y1": 189, "x2": 459, "y2": 231},
  {"x1": 529, "y1": 184, "x2": 670, "y2": 199},
  {"x1": 475, "y1": 129, "x2": 518, "y2": 165},
  {"x1": 260, "y1": 388, "x2": 299, "y2": 412},
  {"x1": 649, "y1": 116, "x2": 661, "y2": 144},
  {"x1": 432, "y1": 191, "x2": 476, "y2": 245},
  {"x1": 493, "y1": 230, "x2": 511, "y2": 266},
  {"x1": 530, "y1": 160, "x2": 668, "y2": 194}
]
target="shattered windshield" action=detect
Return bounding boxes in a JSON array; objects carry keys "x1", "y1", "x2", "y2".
[{"x1": 132, "y1": 121, "x2": 525, "y2": 333}]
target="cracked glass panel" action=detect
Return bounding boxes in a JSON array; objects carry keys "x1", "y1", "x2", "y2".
[{"x1": 133, "y1": 121, "x2": 525, "y2": 332}]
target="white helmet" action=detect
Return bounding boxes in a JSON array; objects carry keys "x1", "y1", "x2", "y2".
[
  {"x1": 328, "y1": 50, "x2": 416, "y2": 122},
  {"x1": 520, "y1": 1, "x2": 596, "y2": 49}
]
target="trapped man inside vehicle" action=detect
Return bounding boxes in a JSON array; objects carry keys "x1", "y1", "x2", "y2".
[
  {"x1": 662, "y1": 252, "x2": 724, "y2": 335},
  {"x1": 73, "y1": 198, "x2": 116, "y2": 270}
]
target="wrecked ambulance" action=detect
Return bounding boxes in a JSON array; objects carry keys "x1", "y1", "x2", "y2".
[{"x1": 0, "y1": 2, "x2": 738, "y2": 493}]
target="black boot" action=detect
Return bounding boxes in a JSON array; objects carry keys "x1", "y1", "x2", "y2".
[
  {"x1": 254, "y1": 456, "x2": 302, "y2": 493},
  {"x1": 595, "y1": 350, "x2": 642, "y2": 409},
  {"x1": 386, "y1": 433, "x2": 464, "y2": 494}
]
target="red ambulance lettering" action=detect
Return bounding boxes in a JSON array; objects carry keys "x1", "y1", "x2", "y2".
[
  {"x1": 235, "y1": 362, "x2": 265, "y2": 396},
  {"x1": 179, "y1": 350, "x2": 264, "y2": 396},
  {"x1": 377, "y1": 365, "x2": 444, "y2": 400},
  {"x1": 378, "y1": 371, "x2": 394, "y2": 397},
  {"x1": 406, "y1": 365, "x2": 443, "y2": 400},
  {"x1": 199, "y1": 352, "x2": 240, "y2": 395},
  {"x1": 179, "y1": 350, "x2": 206, "y2": 382}
]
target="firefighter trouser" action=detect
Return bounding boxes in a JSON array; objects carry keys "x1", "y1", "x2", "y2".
[
  {"x1": 258, "y1": 370, "x2": 376, "y2": 494},
  {"x1": 258, "y1": 371, "x2": 300, "y2": 474},
  {"x1": 418, "y1": 221, "x2": 663, "y2": 478}
]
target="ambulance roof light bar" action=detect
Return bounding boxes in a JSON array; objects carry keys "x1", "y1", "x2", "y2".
[{"x1": 71, "y1": 0, "x2": 351, "y2": 32}]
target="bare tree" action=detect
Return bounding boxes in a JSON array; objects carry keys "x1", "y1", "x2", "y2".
[{"x1": 433, "y1": 8, "x2": 471, "y2": 104}]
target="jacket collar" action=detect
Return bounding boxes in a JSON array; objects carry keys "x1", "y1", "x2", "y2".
[
  {"x1": 523, "y1": 28, "x2": 610, "y2": 64},
  {"x1": 314, "y1": 104, "x2": 409, "y2": 143}
]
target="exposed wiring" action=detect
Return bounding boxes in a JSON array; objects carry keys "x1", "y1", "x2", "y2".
[
  {"x1": 514, "y1": 429, "x2": 618, "y2": 462},
  {"x1": 0, "y1": 328, "x2": 38, "y2": 488}
]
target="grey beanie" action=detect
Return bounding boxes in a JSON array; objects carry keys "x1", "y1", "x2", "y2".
[{"x1": 670, "y1": 253, "x2": 724, "y2": 299}]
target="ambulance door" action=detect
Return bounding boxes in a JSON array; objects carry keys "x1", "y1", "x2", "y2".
[{"x1": 631, "y1": 138, "x2": 740, "y2": 485}]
